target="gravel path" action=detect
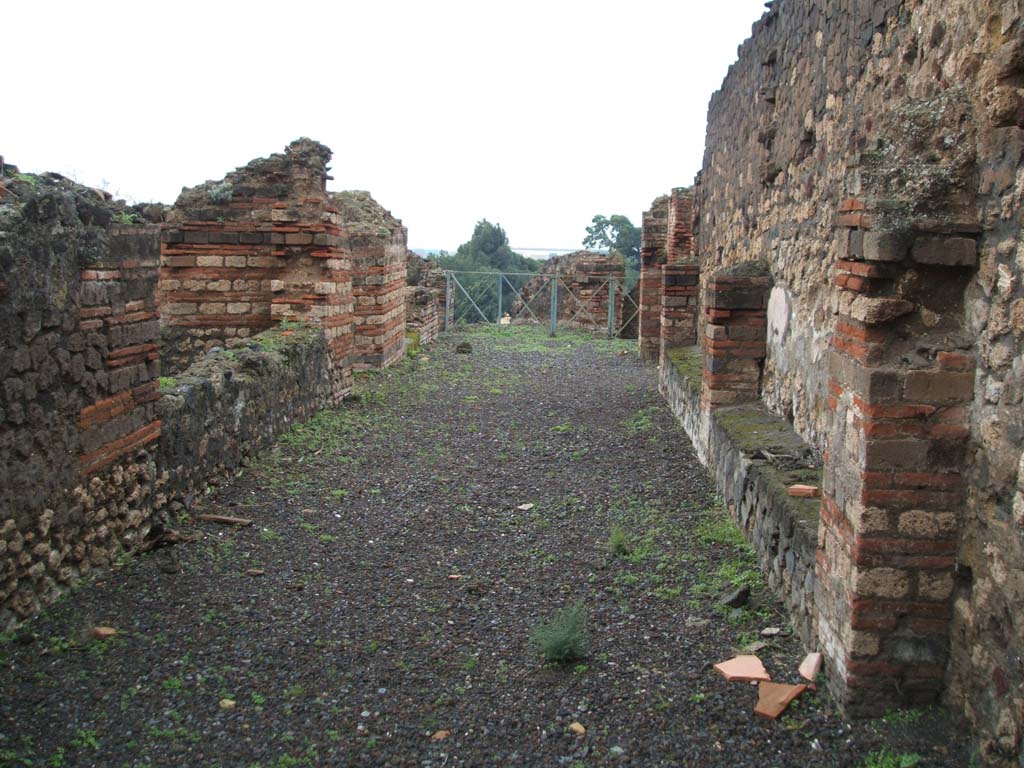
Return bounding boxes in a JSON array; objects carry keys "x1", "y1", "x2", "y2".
[{"x1": 0, "y1": 326, "x2": 967, "y2": 767}]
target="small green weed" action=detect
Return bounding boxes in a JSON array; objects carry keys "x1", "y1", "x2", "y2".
[
  {"x1": 624, "y1": 406, "x2": 658, "y2": 432},
  {"x1": 882, "y1": 707, "x2": 925, "y2": 726},
  {"x1": 695, "y1": 514, "x2": 747, "y2": 549},
  {"x1": 858, "y1": 751, "x2": 921, "y2": 768},
  {"x1": 530, "y1": 602, "x2": 588, "y2": 664},
  {"x1": 162, "y1": 675, "x2": 184, "y2": 692},
  {"x1": 70, "y1": 729, "x2": 99, "y2": 750},
  {"x1": 606, "y1": 525, "x2": 631, "y2": 557}
]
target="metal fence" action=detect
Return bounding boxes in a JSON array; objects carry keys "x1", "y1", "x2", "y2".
[{"x1": 442, "y1": 270, "x2": 638, "y2": 338}]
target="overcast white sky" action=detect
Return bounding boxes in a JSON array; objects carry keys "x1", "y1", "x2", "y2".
[{"x1": 6, "y1": 0, "x2": 766, "y2": 252}]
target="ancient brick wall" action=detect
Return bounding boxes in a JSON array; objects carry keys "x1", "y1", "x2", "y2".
[
  {"x1": 0, "y1": 172, "x2": 162, "y2": 626},
  {"x1": 660, "y1": 189, "x2": 699, "y2": 354},
  {"x1": 638, "y1": 196, "x2": 668, "y2": 362},
  {"x1": 691, "y1": 0, "x2": 1024, "y2": 759},
  {"x1": 406, "y1": 252, "x2": 442, "y2": 346},
  {"x1": 160, "y1": 139, "x2": 355, "y2": 398},
  {"x1": 509, "y1": 251, "x2": 626, "y2": 332},
  {"x1": 700, "y1": 261, "x2": 771, "y2": 408},
  {"x1": 0, "y1": 143, "x2": 409, "y2": 628},
  {"x1": 332, "y1": 192, "x2": 408, "y2": 369}
]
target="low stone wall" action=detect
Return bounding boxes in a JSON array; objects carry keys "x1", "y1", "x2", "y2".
[
  {"x1": 156, "y1": 326, "x2": 335, "y2": 507},
  {"x1": 660, "y1": 347, "x2": 820, "y2": 645}
]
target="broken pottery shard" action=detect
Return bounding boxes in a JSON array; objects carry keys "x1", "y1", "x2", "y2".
[
  {"x1": 517, "y1": 503, "x2": 535, "y2": 511},
  {"x1": 754, "y1": 681, "x2": 807, "y2": 719},
  {"x1": 713, "y1": 655, "x2": 771, "y2": 682},
  {"x1": 787, "y1": 484, "x2": 820, "y2": 498},
  {"x1": 799, "y1": 651, "x2": 824, "y2": 682},
  {"x1": 569, "y1": 721, "x2": 586, "y2": 735},
  {"x1": 92, "y1": 626, "x2": 118, "y2": 640},
  {"x1": 431, "y1": 730, "x2": 450, "y2": 741}
]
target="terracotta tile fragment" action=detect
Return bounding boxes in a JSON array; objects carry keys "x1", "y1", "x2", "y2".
[
  {"x1": 788, "y1": 484, "x2": 820, "y2": 498},
  {"x1": 799, "y1": 652, "x2": 824, "y2": 682},
  {"x1": 713, "y1": 655, "x2": 771, "y2": 682},
  {"x1": 754, "y1": 681, "x2": 808, "y2": 719}
]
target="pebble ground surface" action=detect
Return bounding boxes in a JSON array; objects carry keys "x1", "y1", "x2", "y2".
[{"x1": 0, "y1": 326, "x2": 969, "y2": 767}]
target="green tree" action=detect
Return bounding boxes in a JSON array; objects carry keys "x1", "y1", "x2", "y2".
[
  {"x1": 582, "y1": 214, "x2": 641, "y2": 270},
  {"x1": 436, "y1": 220, "x2": 543, "y2": 323}
]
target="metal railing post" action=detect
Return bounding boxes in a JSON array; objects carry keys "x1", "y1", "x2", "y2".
[
  {"x1": 444, "y1": 272, "x2": 452, "y2": 332},
  {"x1": 608, "y1": 277, "x2": 617, "y2": 338},
  {"x1": 549, "y1": 274, "x2": 558, "y2": 337},
  {"x1": 497, "y1": 272, "x2": 503, "y2": 323}
]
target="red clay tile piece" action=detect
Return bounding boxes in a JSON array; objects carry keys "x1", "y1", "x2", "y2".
[
  {"x1": 754, "y1": 681, "x2": 808, "y2": 719},
  {"x1": 788, "y1": 484, "x2": 821, "y2": 498},
  {"x1": 713, "y1": 655, "x2": 771, "y2": 682},
  {"x1": 799, "y1": 652, "x2": 824, "y2": 682}
]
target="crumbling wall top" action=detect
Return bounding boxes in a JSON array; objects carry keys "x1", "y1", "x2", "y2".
[{"x1": 170, "y1": 137, "x2": 333, "y2": 217}]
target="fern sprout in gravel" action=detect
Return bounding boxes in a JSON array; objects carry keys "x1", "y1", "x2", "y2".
[{"x1": 531, "y1": 601, "x2": 588, "y2": 664}]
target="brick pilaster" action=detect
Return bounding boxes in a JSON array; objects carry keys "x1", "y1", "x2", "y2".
[
  {"x1": 817, "y1": 198, "x2": 977, "y2": 714},
  {"x1": 639, "y1": 195, "x2": 668, "y2": 362},
  {"x1": 700, "y1": 262, "x2": 771, "y2": 408}
]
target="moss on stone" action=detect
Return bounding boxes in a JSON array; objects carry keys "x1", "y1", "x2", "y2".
[
  {"x1": 714, "y1": 404, "x2": 823, "y2": 524},
  {"x1": 665, "y1": 346, "x2": 702, "y2": 394}
]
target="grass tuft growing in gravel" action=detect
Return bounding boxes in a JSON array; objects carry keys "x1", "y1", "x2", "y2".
[
  {"x1": 530, "y1": 601, "x2": 588, "y2": 664},
  {"x1": 858, "y1": 750, "x2": 922, "y2": 768},
  {"x1": 606, "y1": 524, "x2": 632, "y2": 557}
]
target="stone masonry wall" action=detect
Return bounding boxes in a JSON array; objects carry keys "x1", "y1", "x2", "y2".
[
  {"x1": 0, "y1": 170, "x2": 162, "y2": 627},
  {"x1": 405, "y1": 252, "x2": 442, "y2": 345},
  {"x1": 156, "y1": 327, "x2": 335, "y2": 509},
  {"x1": 332, "y1": 192, "x2": 408, "y2": 370},
  {"x1": 639, "y1": 195, "x2": 668, "y2": 362},
  {"x1": 660, "y1": 188, "x2": 699, "y2": 354},
  {"x1": 693, "y1": 0, "x2": 1024, "y2": 760},
  {"x1": 160, "y1": 139, "x2": 356, "y2": 398},
  {"x1": 1, "y1": 143, "x2": 408, "y2": 629},
  {"x1": 509, "y1": 251, "x2": 626, "y2": 332}
]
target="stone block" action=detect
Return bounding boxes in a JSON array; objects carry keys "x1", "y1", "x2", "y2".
[
  {"x1": 862, "y1": 231, "x2": 908, "y2": 262},
  {"x1": 903, "y1": 370, "x2": 975, "y2": 405},
  {"x1": 864, "y1": 439, "x2": 929, "y2": 470},
  {"x1": 911, "y1": 236, "x2": 977, "y2": 267},
  {"x1": 847, "y1": 296, "x2": 915, "y2": 324},
  {"x1": 855, "y1": 567, "x2": 911, "y2": 599}
]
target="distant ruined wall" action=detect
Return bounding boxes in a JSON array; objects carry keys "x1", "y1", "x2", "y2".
[
  {"x1": 509, "y1": 251, "x2": 626, "y2": 331},
  {"x1": 638, "y1": 196, "x2": 668, "y2": 362},
  {"x1": 406, "y1": 252, "x2": 442, "y2": 345},
  {"x1": 688, "y1": 0, "x2": 1024, "y2": 760}
]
